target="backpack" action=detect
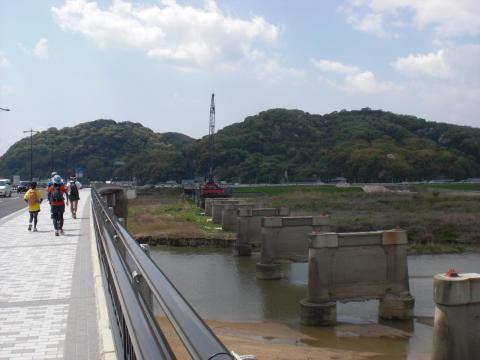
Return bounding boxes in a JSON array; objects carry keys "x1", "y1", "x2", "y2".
[
  {"x1": 70, "y1": 182, "x2": 79, "y2": 198},
  {"x1": 27, "y1": 190, "x2": 38, "y2": 206},
  {"x1": 51, "y1": 186, "x2": 63, "y2": 202}
]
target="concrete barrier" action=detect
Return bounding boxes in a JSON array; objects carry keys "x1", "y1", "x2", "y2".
[
  {"x1": 221, "y1": 203, "x2": 263, "y2": 232},
  {"x1": 256, "y1": 216, "x2": 330, "y2": 279},
  {"x1": 235, "y1": 207, "x2": 289, "y2": 256},
  {"x1": 211, "y1": 199, "x2": 244, "y2": 224},
  {"x1": 300, "y1": 229, "x2": 414, "y2": 326},
  {"x1": 432, "y1": 272, "x2": 480, "y2": 360}
]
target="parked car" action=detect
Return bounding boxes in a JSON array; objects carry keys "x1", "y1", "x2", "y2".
[
  {"x1": 0, "y1": 180, "x2": 12, "y2": 197},
  {"x1": 16, "y1": 181, "x2": 31, "y2": 193}
]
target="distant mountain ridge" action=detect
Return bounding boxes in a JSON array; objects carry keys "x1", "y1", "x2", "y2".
[{"x1": 0, "y1": 108, "x2": 479, "y2": 183}]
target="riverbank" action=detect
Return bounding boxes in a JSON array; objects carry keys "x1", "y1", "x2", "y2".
[
  {"x1": 156, "y1": 317, "x2": 385, "y2": 360},
  {"x1": 128, "y1": 191, "x2": 234, "y2": 241},
  {"x1": 240, "y1": 187, "x2": 480, "y2": 249},
  {"x1": 127, "y1": 187, "x2": 479, "y2": 253}
]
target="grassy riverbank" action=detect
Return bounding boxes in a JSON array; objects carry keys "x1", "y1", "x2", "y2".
[
  {"x1": 127, "y1": 191, "x2": 234, "y2": 241},
  {"x1": 234, "y1": 186, "x2": 480, "y2": 253},
  {"x1": 128, "y1": 187, "x2": 479, "y2": 253},
  {"x1": 420, "y1": 183, "x2": 480, "y2": 191},
  {"x1": 232, "y1": 184, "x2": 362, "y2": 196}
]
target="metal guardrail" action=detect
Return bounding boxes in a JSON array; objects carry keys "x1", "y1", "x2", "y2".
[{"x1": 91, "y1": 187, "x2": 234, "y2": 360}]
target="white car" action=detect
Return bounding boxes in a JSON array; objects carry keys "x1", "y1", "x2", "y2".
[{"x1": 0, "y1": 180, "x2": 12, "y2": 197}]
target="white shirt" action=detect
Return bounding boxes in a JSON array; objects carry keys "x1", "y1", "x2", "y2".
[{"x1": 66, "y1": 180, "x2": 82, "y2": 194}]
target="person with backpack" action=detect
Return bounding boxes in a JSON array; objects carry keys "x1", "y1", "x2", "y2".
[
  {"x1": 23, "y1": 181, "x2": 43, "y2": 232},
  {"x1": 47, "y1": 171, "x2": 64, "y2": 218},
  {"x1": 66, "y1": 175, "x2": 82, "y2": 219},
  {"x1": 48, "y1": 175, "x2": 68, "y2": 236}
]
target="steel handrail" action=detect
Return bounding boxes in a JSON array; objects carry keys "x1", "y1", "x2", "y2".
[
  {"x1": 92, "y1": 197, "x2": 175, "y2": 359},
  {"x1": 92, "y1": 188, "x2": 233, "y2": 360}
]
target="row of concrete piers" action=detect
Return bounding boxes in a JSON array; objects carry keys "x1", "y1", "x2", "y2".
[{"x1": 193, "y1": 195, "x2": 480, "y2": 360}]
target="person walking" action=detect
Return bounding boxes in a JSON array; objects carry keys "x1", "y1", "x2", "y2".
[
  {"x1": 23, "y1": 181, "x2": 43, "y2": 232},
  {"x1": 48, "y1": 175, "x2": 68, "y2": 236},
  {"x1": 66, "y1": 175, "x2": 82, "y2": 219}
]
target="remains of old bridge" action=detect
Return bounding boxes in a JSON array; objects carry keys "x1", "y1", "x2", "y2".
[
  {"x1": 300, "y1": 229, "x2": 414, "y2": 325},
  {"x1": 235, "y1": 207, "x2": 289, "y2": 256},
  {"x1": 256, "y1": 215, "x2": 330, "y2": 279},
  {"x1": 222, "y1": 203, "x2": 263, "y2": 232}
]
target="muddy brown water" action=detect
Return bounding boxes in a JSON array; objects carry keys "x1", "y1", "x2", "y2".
[{"x1": 150, "y1": 248, "x2": 480, "y2": 359}]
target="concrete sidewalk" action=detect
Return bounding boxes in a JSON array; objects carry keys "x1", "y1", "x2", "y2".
[{"x1": 0, "y1": 189, "x2": 101, "y2": 359}]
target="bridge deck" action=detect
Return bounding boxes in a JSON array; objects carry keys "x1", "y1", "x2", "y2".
[{"x1": 0, "y1": 189, "x2": 102, "y2": 359}]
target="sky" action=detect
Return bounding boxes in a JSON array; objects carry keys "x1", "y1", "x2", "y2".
[{"x1": 0, "y1": 0, "x2": 479, "y2": 156}]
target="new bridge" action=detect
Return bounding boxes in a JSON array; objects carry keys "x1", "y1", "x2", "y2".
[{"x1": 0, "y1": 186, "x2": 247, "y2": 360}]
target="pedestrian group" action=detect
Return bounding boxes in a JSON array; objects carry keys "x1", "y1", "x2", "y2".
[{"x1": 24, "y1": 171, "x2": 82, "y2": 236}]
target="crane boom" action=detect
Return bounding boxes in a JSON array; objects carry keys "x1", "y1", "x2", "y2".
[
  {"x1": 208, "y1": 93, "x2": 215, "y2": 183},
  {"x1": 200, "y1": 93, "x2": 230, "y2": 199}
]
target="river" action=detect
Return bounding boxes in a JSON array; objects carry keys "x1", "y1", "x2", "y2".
[{"x1": 150, "y1": 248, "x2": 480, "y2": 359}]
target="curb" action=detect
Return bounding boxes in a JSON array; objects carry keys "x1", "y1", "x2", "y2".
[
  {"x1": 89, "y1": 198, "x2": 117, "y2": 360},
  {"x1": 0, "y1": 206, "x2": 28, "y2": 226}
]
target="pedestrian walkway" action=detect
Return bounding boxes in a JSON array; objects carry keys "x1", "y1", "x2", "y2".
[{"x1": 0, "y1": 189, "x2": 100, "y2": 359}]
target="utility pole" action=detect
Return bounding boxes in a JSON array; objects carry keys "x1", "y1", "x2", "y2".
[
  {"x1": 23, "y1": 129, "x2": 39, "y2": 181},
  {"x1": 50, "y1": 142, "x2": 55, "y2": 172}
]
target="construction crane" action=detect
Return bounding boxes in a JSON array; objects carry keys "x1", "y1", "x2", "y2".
[
  {"x1": 200, "y1": 93, "x2": 229, "y2": 199},
  {"x1": 208, "y1": 93, "x2": 215, "y2": 183}
]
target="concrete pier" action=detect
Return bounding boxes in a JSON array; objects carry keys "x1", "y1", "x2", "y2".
[
  {"x1": 256, "y1": 216, "x2": 330, "y2": 279},
  {"x1": 211, "y1": 199, "x2": 244, "y2": 224},
  {"x1": 300, "y1": 229, "x2": 414, "y2": 325},
  {"x1": 235, "y1": 207, "x2": 289, "y2": 256},
  {"x1": 221, "y1": 203, "x2": 262, "y2": 232},
  {"x1": 432, "y1": 272, "x2": 480, "y2": 360},
  {"x1": 205, "y1": 198, "x2": 229, "y2": 217}
]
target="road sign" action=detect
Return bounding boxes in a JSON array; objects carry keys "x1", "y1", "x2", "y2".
[{"x1": 75, "y1": 167, "x2": 84, "y2": 178}]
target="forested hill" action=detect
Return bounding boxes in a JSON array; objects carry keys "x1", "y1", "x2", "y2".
[
  {"x1": 0, "y1": 119, "x2": 194, "y2": 181},
  {"x1": 1, "y1": 109, "x2": 479, "y2": 183},
  {"x1": 188, "y1": 108, "x2": 480, "y2": 183}
]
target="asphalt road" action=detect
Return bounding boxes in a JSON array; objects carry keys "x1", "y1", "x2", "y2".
[{"x1": 0, "y1": 191, "x2": 36, "y2": 219}]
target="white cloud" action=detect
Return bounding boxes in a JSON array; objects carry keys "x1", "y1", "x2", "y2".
[
  {"x1": 52, "y1": 0, "x2": 280, "y2": 71},
  {"x1": 392, "y1": 49, "x2": 450, "y2": 78},
  {"x1": 311, "y1": 58, "x2": 359, "y2": 74},
  {"x1": 344, "y1": 71, "x2": 400, "y2": 93},
  {"x1": 17, "y1": 38, "x2": 49, "y2": 58},
  {"x1": 392, "y1": 44, "x2": 480, "y2": 126},
  {"x1": 0, "y1": 85, "x2": 14, "y2": 96},
  {"x1": 312, "y1": 58, "x2": 400, "y2": 94},
  {"x1": 257, "y1": 59, "x2": 305, "y2": 83},
  {"x1": 340, "y1": 0, "x2": 480, "y2": 38},
  {"x1": 33, "y1": 38, "x2": 49, "y2": 58},
  {"x1": 17, "y1": 42, "x2": 30, "y2": 55},
  {"x1": 393, "y1": 45, "x2": 480, "y2": 83},
  {"x1": 0, "y1": 52, "x2": 9, "y2": 67},
  {"x1": 344, "y1": 11, "x2": 385, "y2": 37}
]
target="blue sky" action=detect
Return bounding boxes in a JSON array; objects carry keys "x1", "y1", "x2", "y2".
[{"x1": 1, "y1": 0, "x2": 479, "y2": 155}]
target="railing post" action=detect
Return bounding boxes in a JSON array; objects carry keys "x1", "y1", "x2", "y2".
[{"x1": 137, "y1": 244, "x2": 153, "y2": 311}]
